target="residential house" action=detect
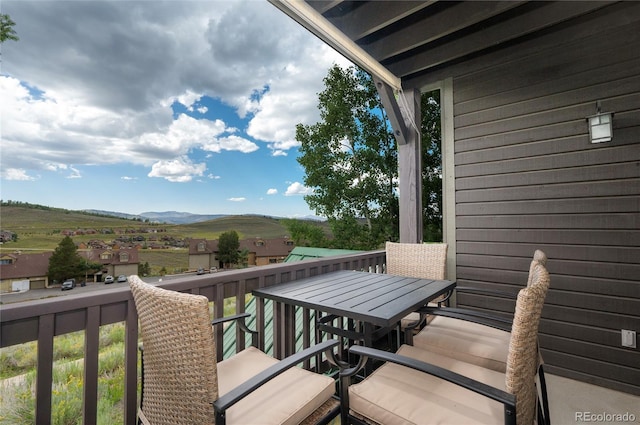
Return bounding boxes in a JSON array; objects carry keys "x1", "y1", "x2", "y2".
[
  {"x1": 0, "y1": 248, "x2": 139, "y2": 291},
  {"x1": 188, "y1": 237, "x2": 296, "y2": 270},
  {"x1": 0, "y1": 252, "x2": 52, "y2": 292}
]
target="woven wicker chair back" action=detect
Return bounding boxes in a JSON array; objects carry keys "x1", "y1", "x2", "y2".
[
  {"x1": 130, "y1": 276, "x2": 218, "y2": 425},
  {"x1": 385, "y1": 242, "x2": 448, "y2": 280},
  {"x1": 526, "y1": 250, "x2": 547, "y2": 287},
  {"x1": 506, "y1": 262, "x2": 550, "y2": 425}
]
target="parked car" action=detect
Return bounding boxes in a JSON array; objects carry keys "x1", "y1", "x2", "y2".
[
  {"x1": 117, "y1": 275, "x2": 128, "y2": 283},
  {"x1": 61, "y1": 279, "x2": 75, "y2": 291},
  {"x1": 104, "y1": 275, "x2": 114, "y2": 284},
  {"x1": 197, "y1": 267, "x2": 205, "y2": 275}
]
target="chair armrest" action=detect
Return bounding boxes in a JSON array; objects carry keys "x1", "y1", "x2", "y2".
[
  {"x1": 419, "y1": 306, "x2": 513, "y2": 332},
  {"x1": 213, "y1": 339, "x2": 340, "y2": 423},
  {"x1": 211, "y1": 312, "x2": 251, "y2": 326},
  {"x1": 212, "y1": 313, "x2": 258, "y2": 346},
  {"x1": 346, "y1": 345, "x2": 516, "y2": 424}
]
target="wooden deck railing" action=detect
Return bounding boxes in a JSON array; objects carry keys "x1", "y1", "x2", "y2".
[{"x1": 0, "y1": 250, "x2": 386, "y2": 425}]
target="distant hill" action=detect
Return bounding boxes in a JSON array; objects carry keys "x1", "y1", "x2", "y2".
[
  {"x1": 84, "y1": 209, "x2": 227, "y2": 224},
  {"x1": 0, "y1": 203, "x2": 331, "y2": 251}
]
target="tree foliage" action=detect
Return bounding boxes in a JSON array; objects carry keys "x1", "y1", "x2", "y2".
[
  {"x1": 48, "y1": 236, "x2": 85, "y2": 282},
  {"x1": 282, "y1": 219, "x2": 327, "y2": 247},
  {"x1": 0, "y1": 14, "x2": 18, "y2": 43},
  {"x1": 421, "y1": 90, "x2": 443, "y2": 242},
  {"x1": 138, "y1": 262, "x2": 151, "y2": 277},
  {"x1": 296, "y1": 65, "x2": 443, "y2": 249},
  {"x1": 218, "y1": 230, "x2": 240, "y2": 267},
  {"x1": 296, "y1": 65, "x2": 398, "y2": 249}
]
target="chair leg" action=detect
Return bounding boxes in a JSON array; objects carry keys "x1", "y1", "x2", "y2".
[{"x1": 539, "y1": 365, "x2": 551, "y2": 425}]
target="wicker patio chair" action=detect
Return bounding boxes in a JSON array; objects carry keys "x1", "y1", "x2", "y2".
[
  {"x1": 412, "y1": 250, "x2": 548, "y2": 372},
  {"x1": 338, "y1": 261, "x2": 551, "y2": 425},
  {"x1": 129, "y1": 276, "x2": 340, "y2": 425},
  {"x1": 410, "y1": 250, "x2": 550, "y2": 423},
  {"x1": 385, "y1": 241, "x2": 448, "y2": 330}
]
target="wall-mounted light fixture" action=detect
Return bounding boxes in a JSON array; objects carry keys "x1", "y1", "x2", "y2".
[{"x1": 587, "y1": 101, "x2": 614, "y2": 144}]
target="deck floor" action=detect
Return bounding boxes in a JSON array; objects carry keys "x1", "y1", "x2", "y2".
[{"x1": 546, "y1": 374, "x2": 639, "y2": 424}]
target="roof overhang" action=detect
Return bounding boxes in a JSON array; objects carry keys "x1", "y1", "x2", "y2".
[{"x1": 268, "y1": 0, "x2": 402, "y2": 91}]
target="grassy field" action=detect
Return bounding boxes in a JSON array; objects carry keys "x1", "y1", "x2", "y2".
[{"x1": 1, "y1": 205, "x2": 329, "y2": 276}]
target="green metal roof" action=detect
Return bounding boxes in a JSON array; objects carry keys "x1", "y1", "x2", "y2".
[{"x1": 284, "y1": 246, "x2": 364, "y2": 262}]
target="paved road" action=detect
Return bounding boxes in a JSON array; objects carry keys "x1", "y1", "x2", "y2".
[{"x1": 0, "y1": 275, "x2": 180, "y2": 305}]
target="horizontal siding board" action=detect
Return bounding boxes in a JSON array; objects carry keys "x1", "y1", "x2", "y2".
[
  {"x1": 456, "y1": 293, "x2": 517, "y2": 315},
  {"x1": 457, "y1": 163, "x2": 640, "y2": 190},
  {"x1": 454, "y1": 25, "x2": 640, "y2": 111},
  {"x1": 541, "y1": 304, "x2": 640, "y2": 331},
  {"x1": 457, "y1": 229, "x2": 640, "y2": 247},
  {"x1": 545, "y1": 290, "x2": 640, "y2": 316},
  {"x1": 456, "y1": 266, "x2": 530, "y2": 287},
  {"x1": 456, "y1": 132, "x2": 640, "y2": 168},
  {"x1": 453, "y1": 5, "x2": 640, "y2": 103},
  {"x1": 540, "y1": 334, "x2": 640, "y2": 370},
  {"x1": 541, "y1": 349, "x2": 640, "y2": 389},
  {"x1": 456, "y1": 213, "x2": 640, "y2": 230},
  {"x1": 456, "y1": 196, "x2": 640, "y2": 215},
  {"x1": 540, "y1": 319, "x2": 623, "y2": 349},
  {"x1": 455, "y1": 114, "x2": 638, "y2": 153},
  {"x1": 457, "y1": 242, "x2": 640, "y2": 264},
  {"x1": 455, "y1": 92, "x2": 640, "y2": 141},
  {"x1": 457, "y1": 265, "x2": 639, "y2": 298},
  {"x1": 457, "y1": 179, "x2": 640, "y2": 203},
  {"x1": 456, "y1": 73, "x2": 640, "y2": 129},
  {"x1": 456, "y1": 134, "x2": 640, "y2": 178}
]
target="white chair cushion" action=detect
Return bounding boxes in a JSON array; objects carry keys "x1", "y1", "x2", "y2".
[
  {"x1": 218, "y1": 347, "x2": 335, "y2": 425},
  {"x1": 349, "y1": 344, "x2": 507, "y2": 425},
  {"x1": 412, "y1": 315, "x2": 511, "y2": 372}
]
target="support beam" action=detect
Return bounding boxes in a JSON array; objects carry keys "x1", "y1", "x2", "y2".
[
  {"x1": 374, "y1": 78, "x2": 409, "y2": 145},
  {"x1": 376, "y1": 80, "x2": 423, "y2": 243}
]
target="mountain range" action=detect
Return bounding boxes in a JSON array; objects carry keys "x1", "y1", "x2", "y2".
[
  {"x1": 83, "y1": 209, "x2": 228, "y2": 224},
  {"x1": 83, "y1": 209, "x2": 324, "y2": 224}
]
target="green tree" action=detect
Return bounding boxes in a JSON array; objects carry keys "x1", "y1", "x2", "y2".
[
  {"x1": 48, "y1": 236, "x2": 85, "y2": 282},
  {"x1": 296, "y1": 65, "x2": 398, "y2": 250},
  {"x1": 238, "y1": 248, "x2": 250, "y2": 268},
  {"x1": 0, "y1": 14, "x2": 18, "y2": 43},
  {"x1": 282, "y1": 219, "x2": 327, "y2": 247},
  {"x1": 138, "y1": 262, "x2": 151, "y2": 277},
  {"x1": 218, "y1": 230, "x2": 240, "y2": 268},
  {"x1": 421, "y1": 90, "x2": 443, "y2": 242}
]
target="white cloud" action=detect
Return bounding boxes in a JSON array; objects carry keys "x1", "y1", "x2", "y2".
[
  {"x1": 121, "y1": 176, "x2": 138, "y2": 181},
  {"x1": 266, "y1": 188, "x2": 278, "y2": 195},
  {"x1": 148, "y1": 157, "x2": 206, "y2": 182},
  {"x1": 0, "y1": 0, "x2": 352, "y2": 198},
  {"x1": 66, "y1": 166, "x2": 82, "y2": 179},
  {"x1": 202, "y1": 135, "x2": 259, "y2": 154},
  {"x1": 228, "y1": 197, "x2": 246, "y2": 202},
  {"x1": 2, "y1": 168, "x2": 37, "y2": 181},
  {"x1": 285, "y1": 182, "x2": 312, "y2": 196}
]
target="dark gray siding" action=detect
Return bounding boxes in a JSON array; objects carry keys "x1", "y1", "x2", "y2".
[{"x1": 448, "y1": 3, "x2": 639, "y2": 394}]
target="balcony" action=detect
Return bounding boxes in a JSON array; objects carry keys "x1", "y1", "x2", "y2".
[
  {"x1": 3, "y1": 248, "x2": 638, "y2": 424},
  {"x1": 1, "y1": 251, "x2": 385, "y2": 424}
]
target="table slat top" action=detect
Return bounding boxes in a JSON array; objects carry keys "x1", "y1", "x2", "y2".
[{"x1": 253, "y1": 270, "x2": 455, "y2": 327}]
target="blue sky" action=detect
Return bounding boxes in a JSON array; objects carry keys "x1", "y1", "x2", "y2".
[{"x1": 0, "y1": 0, "x2": 351, "y2": 217}]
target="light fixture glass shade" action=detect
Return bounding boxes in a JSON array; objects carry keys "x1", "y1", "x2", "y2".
[{"x1": 588, "y1": 112, "x2": 613, "y2": 143}]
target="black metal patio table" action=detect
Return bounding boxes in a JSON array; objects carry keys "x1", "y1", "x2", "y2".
[{"x1": 253, "y1": 270, "x2": 456, "y2": 366}]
